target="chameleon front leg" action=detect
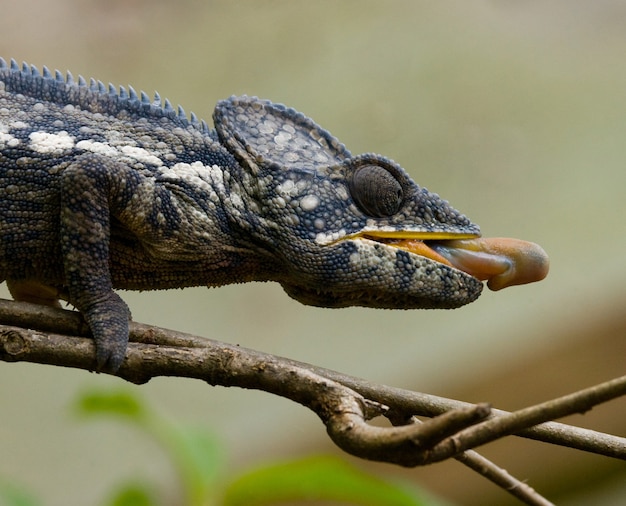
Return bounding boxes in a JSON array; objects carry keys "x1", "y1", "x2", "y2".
[{"x1": 59, "y1": 154, "x2": 136, "y2": 372}]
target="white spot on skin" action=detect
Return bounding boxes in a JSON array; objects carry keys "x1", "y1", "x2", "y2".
[
  {"x1": 349, "y1": 241, "x2": 385, "y2": 268},
  {"x1": 29, "y1": 131, "x2": 75, "y2": 154},
  {"x1": 0, "y1": 128, "x2": 18, "y2": 147},
  {"x1": 259, "y1": 120, "x2": 276, "y2": 134},
  {"x1": 276, "y1": 180, "x2": 297, "y2": 197},
  {"x1": 274, "y1": 131, "x2": 292, "y2": 145},
  {"x1": 168, "y1": 161, "x2": 222, "y2": 180},
  {"x1": 300, "y1": 194, "x2": 320, "y2": 211},
  {"x1": 75, "y1": 140, "x2": 164, "y2": 166},
  {"x1": 335, "y1": 186, "x2": 349, "y2": 200},
  {"x1": 315, "y1": 229, "x2": 347, "y2": 245},
  {"x1": 315, "y1": 232, "x2": 330, "y2": 245},
  {"x1": 120, "y1": 145, "x2": 163, "y2": 166},
  {"x1": 76, "y1": 139, "x2": 118, "y2": 157},
  {"x1": 230, "y1": 192, "x2": 244, "y2": 210},
  {"x1": 161, "y1": 162, "x2": 224, "y2": 202},
  {"x1": 6, "y1": 136, "x2": 19, "y2": 148}
]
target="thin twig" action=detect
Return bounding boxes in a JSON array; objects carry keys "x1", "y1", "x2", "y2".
[
  {"x1": 424, "y1": 375, "x2": 626, "y2": 463},
  {"x1": 454, "y1": 449, "x2": 554, "y2": 506},
  {"x1": 393, "y1": 415, "x2": 555, "y2": 506},
  {"x1": 306, "y1": 366, "x2": 626, "y2": 460}
]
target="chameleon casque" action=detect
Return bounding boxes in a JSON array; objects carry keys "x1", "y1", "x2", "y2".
[{"x1": 0, "y1": 58, "x2": 548, "y2": 372}]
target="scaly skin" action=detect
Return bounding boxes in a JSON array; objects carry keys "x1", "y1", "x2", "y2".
[{"x1": 0, "y1": 58, "x2": 487, "y2": 371}]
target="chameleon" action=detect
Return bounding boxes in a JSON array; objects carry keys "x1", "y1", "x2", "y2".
[{"x1": 0, "y1": 58, "x2": 549, "y2": 372}]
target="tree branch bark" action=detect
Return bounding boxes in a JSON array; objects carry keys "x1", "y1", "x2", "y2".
[{"x1": 1, "y1": 299, "x2": 624, "y2": 505}]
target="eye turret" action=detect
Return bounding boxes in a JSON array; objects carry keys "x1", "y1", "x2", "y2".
[{"x1": 349, "y1": 164, "x2": 404, "y2": 217}]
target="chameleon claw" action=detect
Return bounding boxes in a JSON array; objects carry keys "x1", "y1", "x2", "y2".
[{"x1": 80, "y1": 292, "x2": 131, "y2": 373}]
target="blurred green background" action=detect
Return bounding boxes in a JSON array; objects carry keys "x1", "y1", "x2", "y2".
[{"x1": 1, "y1": 1, "x2": 625, "y2": 504}]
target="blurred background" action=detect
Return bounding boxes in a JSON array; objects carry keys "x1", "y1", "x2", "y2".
[{"x1": 1, "y1": 1, "x2": 625, "y2": 504}]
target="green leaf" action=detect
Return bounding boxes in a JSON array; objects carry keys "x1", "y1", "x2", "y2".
[
  {"x1": 74, "y1": 389, "x2": 224, "y2": 506},
  {"x1": 105, "y1": 482, "x2": 158, "y2": 506},
  {"x1": 74, "y1": 390, "x2": 146, "y2": 422},
  {"x1": 0, "y1": 480, "x2": 40, "y2": 506},
  {"x1": 222, "y1": 455, "x2": 432, "y2": 506},
  {"x1": 158, "y1": 426, "x2": 223, "y2": 506}
]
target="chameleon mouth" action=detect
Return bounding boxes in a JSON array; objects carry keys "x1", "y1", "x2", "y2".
[{"x1": 357, "y1": 232, "x2": 549, "y2": 291}]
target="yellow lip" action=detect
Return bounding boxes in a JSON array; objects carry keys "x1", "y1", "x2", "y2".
[{"x1": 347, "y1": 231, "x2": 479, "y2": 241}]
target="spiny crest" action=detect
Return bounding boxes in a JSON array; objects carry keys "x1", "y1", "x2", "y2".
[{"x1": 0, "y1": 57, "x2": 210, "y2": 134}]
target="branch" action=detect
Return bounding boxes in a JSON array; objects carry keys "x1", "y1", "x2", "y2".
[
  {"x1": 1, "y1": 299, "x2": 624, "y2": 505},
  {"x1": 0, "y1": 312, "x2": 491, "y2": 467},
  {"x1": 312, "y1": 367, "x2": 626, "y2": 460}
]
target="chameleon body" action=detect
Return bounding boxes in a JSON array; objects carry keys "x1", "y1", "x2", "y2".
[{"x1": 0, "y1": 58, "x2": 547, "y2": 371}]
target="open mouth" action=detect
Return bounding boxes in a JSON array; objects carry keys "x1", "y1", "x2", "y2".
[{"x1": 357, "y1": 232, "x2": 549, "y2": 291}]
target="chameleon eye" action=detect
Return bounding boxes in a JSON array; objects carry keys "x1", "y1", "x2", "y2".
[{"x1": 349, "y1": 164, "x2": 404, "y2": 217}]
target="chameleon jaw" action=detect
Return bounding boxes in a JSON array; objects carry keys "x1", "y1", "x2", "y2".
[
  {"x1": 354, "y1": 231, "x2": 478, "y2": 268},
  {"x1": 351, "y1": 231, "x2": 549, "y2": 291}
]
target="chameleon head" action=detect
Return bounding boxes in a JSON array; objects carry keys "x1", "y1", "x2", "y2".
[{"x1": 214, "y1": 96, "x2": 548, "y2": 310}]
